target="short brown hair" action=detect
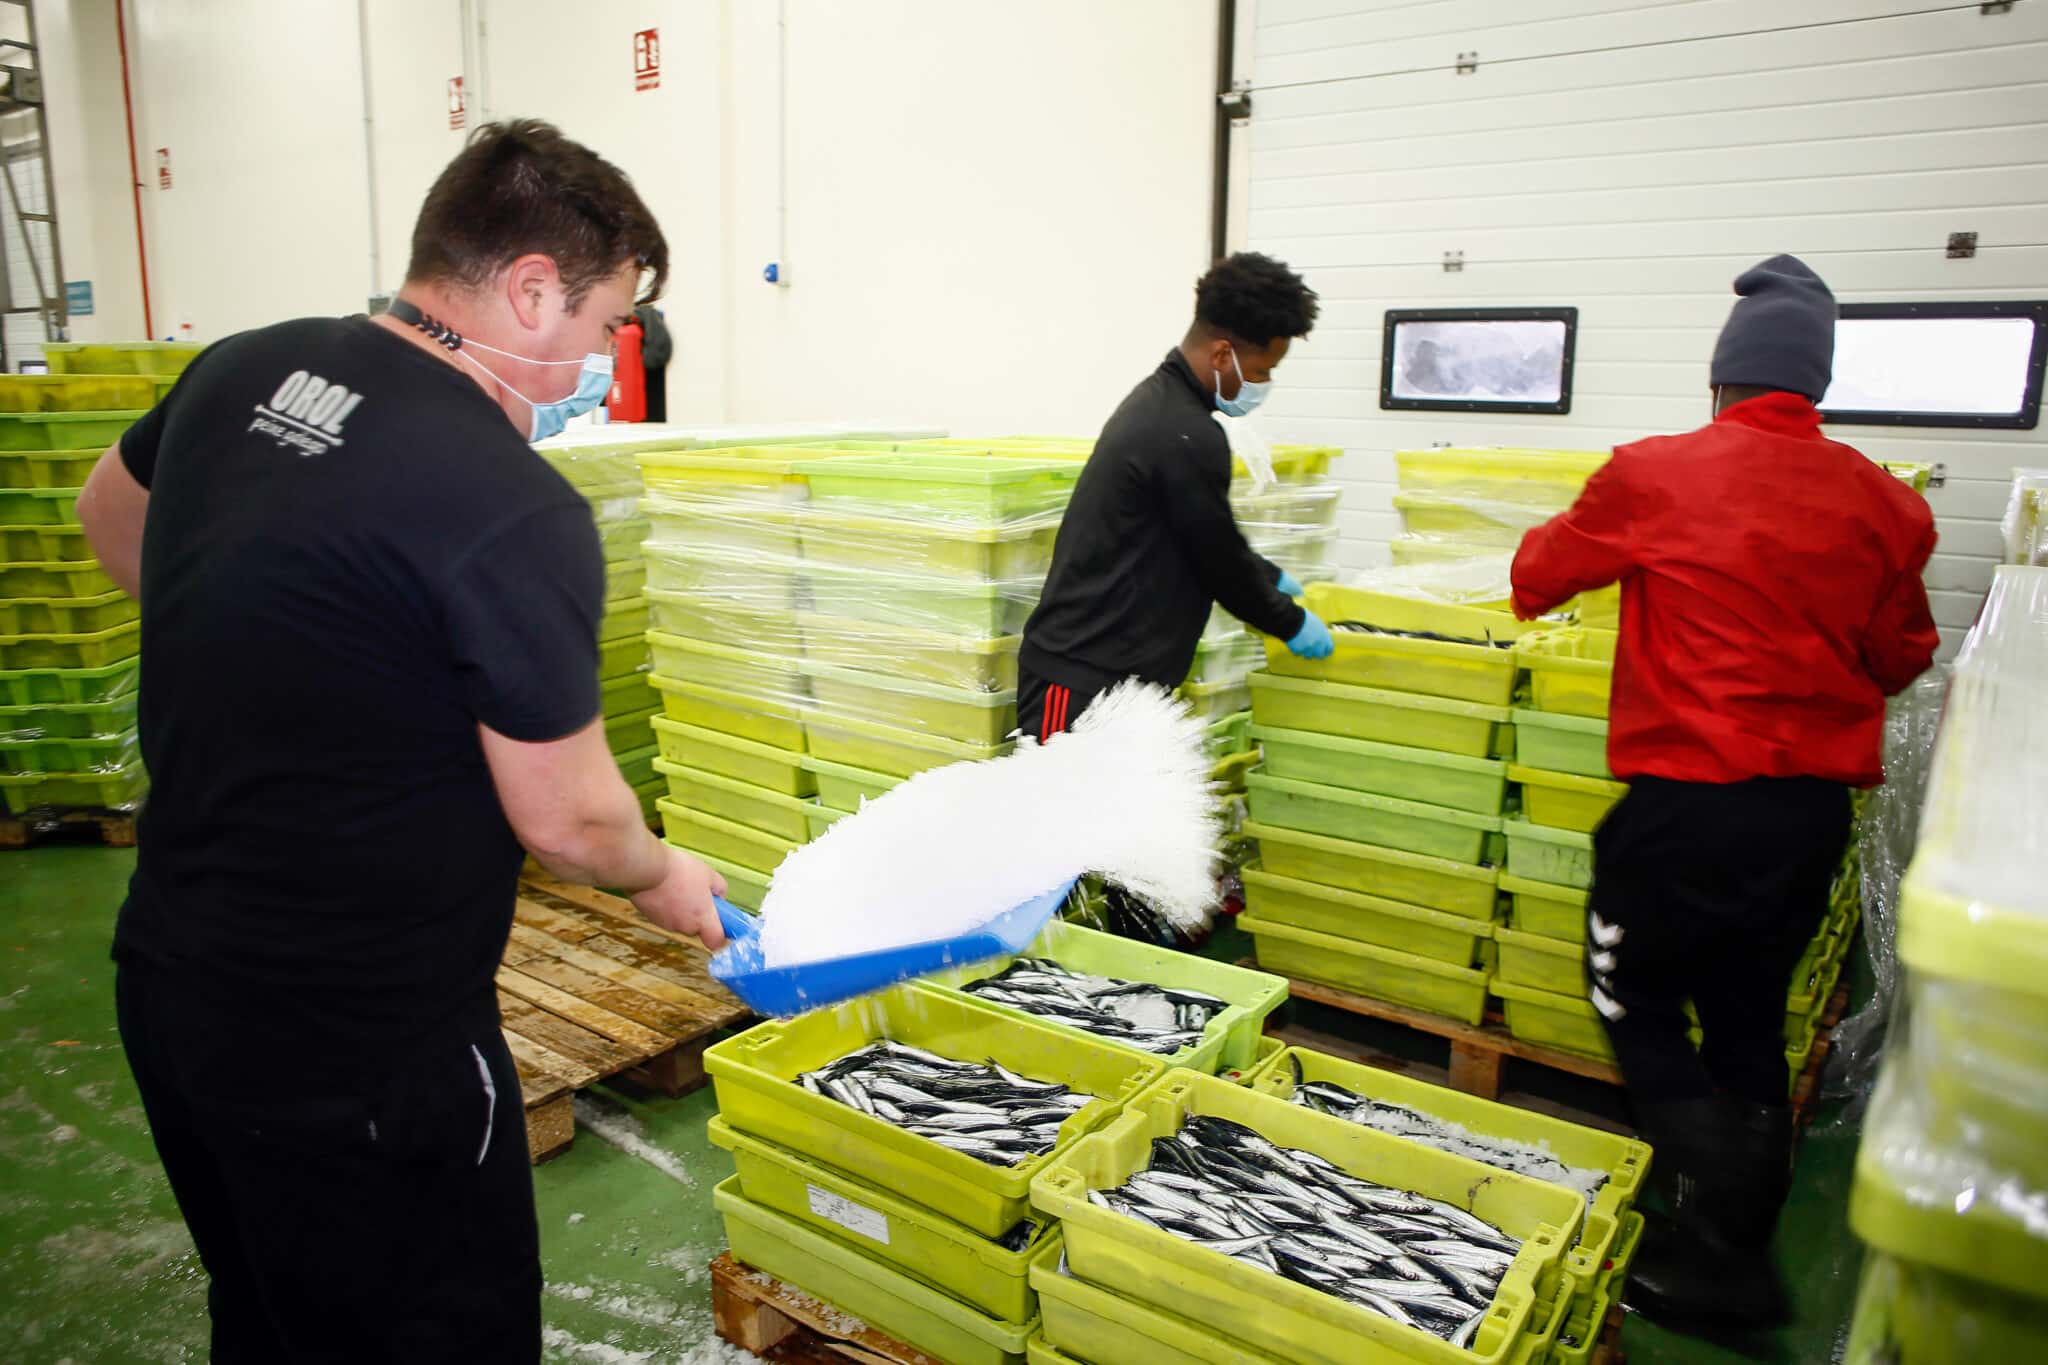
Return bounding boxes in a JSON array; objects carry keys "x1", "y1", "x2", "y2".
[{"x1": 407, "y1": 119, "x2": 668, "y2": 307}]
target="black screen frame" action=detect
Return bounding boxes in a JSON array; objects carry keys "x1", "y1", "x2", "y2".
[
  {"x1": 1379, "y1": 307, "x2": 1579, "y2": 416},
  {"x1": 1819, "y1": 300, "x2": 2047, "y2": 431}
]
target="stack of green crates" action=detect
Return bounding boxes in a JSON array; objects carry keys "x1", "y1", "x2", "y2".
[
  {"x1": 1844, "y1": 564, "x2": 2048, "y2": 1364},
  {"x1": 1239, "y1": 583, "x2": 1530, "y2": 1026},
  {"x1": 0, "y1": 355, "x2": 185, "y2": 819},
  {"x1": 703, "y1": 984, "x2": 1169, "y2": 1364},
  {"x1": 537, "y1": 427, "x2": 687, "y2": 821}
]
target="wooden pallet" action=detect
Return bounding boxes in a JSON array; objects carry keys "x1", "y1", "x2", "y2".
[
  {"x1": 1589, "y1": 1302, "x2": 1626, "y2": 1364},
  {"x1": 1262, "y1": 960, "x2": 1851, "y2": 1131},
  {"x1": 0, "y1": 806, "x2": 139, "y2": 850},
  {"x1": 502, "y1": 871, "x2": 749, "y2": 1161},
  {"x1": 711, "y1": 1252, "x2": 943, "y2": 1364}
]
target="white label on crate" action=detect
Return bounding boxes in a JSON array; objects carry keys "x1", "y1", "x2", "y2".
[{"x1": 807, "y1": 1185, "x2": 889, "y2": 1245}]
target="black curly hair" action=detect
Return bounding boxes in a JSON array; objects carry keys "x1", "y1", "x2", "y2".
[{"x1": 1193, "y1": 252, "x2": 1319, "y2": 348}]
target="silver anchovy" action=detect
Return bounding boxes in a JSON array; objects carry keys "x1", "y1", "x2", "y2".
[{"x1": 797, "y1": 1041, "x2": 1096, "y2": 1168}]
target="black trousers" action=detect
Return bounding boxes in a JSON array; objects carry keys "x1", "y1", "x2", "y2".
[
  {"x1": 117, "y1": 963, "x2": 541, "y2": 1363},
  {"x1": 1586, "y1": 776, "x2": 1851, "y2": 1110},
  {"x1": 1015, "y1": 667, "x2": 1111, "y2": 742}
]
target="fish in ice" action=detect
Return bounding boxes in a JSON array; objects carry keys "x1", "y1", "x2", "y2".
[
  {"x1": 795, "y1": 1041, "x2": 1094, "y2": 1168},
  {"x1": 959, "y1": 955, "x2": 1228, "y2": 1056}
]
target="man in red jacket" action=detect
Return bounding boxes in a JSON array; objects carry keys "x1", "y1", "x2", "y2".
[{"x1": 1512, "y1": 255, "x2": 1937, "y2": 1331}]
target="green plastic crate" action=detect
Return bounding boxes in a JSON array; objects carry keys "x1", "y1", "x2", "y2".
[
  {"x1": 602, "y1": 558, "x2": 647, "y2": 604},
  {"x1": 1028, "y1": 1232, "x2": 1287, "y2": 1365},
  {"x1": 0, "y1": 487, "x2": 82, "y2": 526},
  {"x1": 1220, "y1": 1033, "x2": 1286, "y2": 1086},
  {"x1": 1509, "y1": 765, "x2": 1627, "y2": 835},
  {"x1": 668, "y1": 846, "x2": 772, "y2": 912},
  {"x1": 1843, "y1": 1248, "x2": 2048, "y2": 1365},
  {"x1": 0, "y1": 589, "x2": 137, "y2": 637},
  {"x1": 799, "y1": 751, "x2": 901, "y2": 811},
  {"x1": 711, "y1": 1117, "x2": 1047, "y2": 1324},
  {"x1": 713, "y1": 1177, "x2": 1038, "y2": 1365},
  {"x1": 1500, "y1": 873, "x2": 1589, "y2": 942},
  {"x1": 1516, "y1": 630, "x2": 1616, "y2": 720},
  {"x1": 596, "y1": 601, "x2": 650, "y2": 646},
  {"x1": 647, "y1": 631, "x2": 806, "y2": 706},
  {"x1": 0, "y1": 729, "x2": 140, "y2": 775},
  {"x1": 642, "y1": 592, "x2": 799, "y2": 652},
  {"x1": 0, "y1": 448, "x2": 101, "y2": 490},
  {"x1": 595, "y1": 634, "x2": 649, "y2": 683},
  {"x1": 0, "y1": 659, "x2": 139, "y2": 706},
  {"x1": 801, "y1": 659, "x2": 1015, "y2": 744},
  {"x1": 1251, "y1": 723, "x2": 1509, "y2": 814},
  {"x1": 650, "y1": 716, "x2": 812, "y2": 796},
  {"x1": 0, "y1": 411, "x2": 143, "y2": 453},
  {"x1": 1179, "y1": 676, "x2": 1252, "y2": 719},
  {"x1": 0, "y1": 758, "x2": 148, "y2": 814},
  {"x1": 0, "y1": 618, "x2": 140, "y2": 670},
  {"x1": 651, "y1": 758, "x2": 815, "y2": 842},
  {"x1": 1248, "y1": 670, "x2": 1511, "y2": 758},
  {"x1": 641, "y1": 496, "x2": 802, "y2": 560},
  {"x1": 704, "y1": 985, "x2": 1166, "y2": 1239},
  {"x1": 1549, "y1": 1212, "x2": 1644, "y2": 1365},
  {"x1": 41, "y1": 341, "x2": 198, "y2": 375},
  {"x1": 656, "y1": 799, "x2": 797, "y2": 874},
  {"x1": 613, "y1": 742, "x2": 658, "y2": 791},
  {"x1": 1503, "y1": 819, "x2": 1596, "y2": 891},
  {"x1": 1261, "y1": 589, "x2": 1521, "y2": 706},
  {"x1": 1030, "y1": 1070, "x2": 1582, "y2": 1365},
  {"x1": 1186, "y1": 632, "x2": 1262, "y2": 685},
  {"x1": 642, "y1": 542, "x2": 803, "y2": 608},
  {"x1": 796, "y1": 453, "x2": 1080, "y2": 523},
  {"x1": 917, "y1": 919, "x2": 1288, "y2": 1074},
  {"x1": 1203, "y1": 711, "x2": 1249, "y2": 761},
  {"x1": 651, "y1": 675, "x2": 807, "y2": 752},
  {"x1": 798, "y1": 505, "x2": 1061, "y2": 582},
  {"x1": 0, "y1": 560, "x2": 116, "y2": 600},
  {"x1": 800, "y1": 611, "x2": 1021, "y2": 692},
  {"x1": 1209, "y1": 749, "x2": 1260, "y2": 794},
  {"x1": 806, "y1": 560, "x2": 1039, "y2": 638},
  {"x1": 1240, "y1": 914, "x2": 1492, "y2": 1024},
  {"x1": 805, "y1": 712, "x2": 1009, "y2": 779},
  {"x1": 1246, "y1": 771, "x2": 1501, "y2": 865},
  {"x1": 803, "y1": 802, "x2": 846, "y2": 841},
  {"x1": 1496, "y1": 925, "x2": 1588, "y2": 994},
  {"x1": 1245, "y1": 820, "x2": 1498, "y2": 919},
  {"x1": 599, "y1": 670, "x2": 656, "y2": 717},
  {"x1": 1241, "y1": 864, "x2": 1493, "y2": 965},
  {"x1": 0, "y1": 375, "x2": 156, "y2": 413},
  {"x1": 0, "y1": 523, "x2": 91, "y2": 561},
  {"x1": 596, "y1": 517, "x2": 649, "y2": 565},
  {"x1": 1493, "y1": 979, "x2": 1614, "y2": 1062},
  {"x1": 1244, "y1": 1047, "x2": 1649, "y2": 1317},
  {"x1": 637, "y1": 444, "x2": 861, "y2": 501},
  {"x1": 0, "y1": 695, "x2": 138, "y2": 740},
  {"x1": 1510, "y1": 709, "x2": 1612, "y2": 780}
]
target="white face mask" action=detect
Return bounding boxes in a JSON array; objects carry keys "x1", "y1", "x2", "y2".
[{"x1": 458, "y1": 339, "x2": 614, "y2": 442}]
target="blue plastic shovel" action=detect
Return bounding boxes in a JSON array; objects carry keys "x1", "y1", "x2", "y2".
[{"x1": 706, "y1": 878, "x2": 1080, "y2": 1017}]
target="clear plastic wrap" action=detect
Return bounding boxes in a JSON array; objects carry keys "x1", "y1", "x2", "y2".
[
  {"x1": 2001, "y1": 467, "x2": 2048, "y2": 567},
  {"x1": 1823, "y1": 667, "x2": 1952, "y2": 1105},
  {"x1": 1843, "y1": 566, "x2": 2048, "y2": 1344},
  {"x1": 1338, "y1": 552, "x2": 1520, "y2": 609}
]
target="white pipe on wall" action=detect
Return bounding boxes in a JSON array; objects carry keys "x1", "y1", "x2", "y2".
[{"x1": 356, "y1": 0, "x2": 381, "y2": 297}]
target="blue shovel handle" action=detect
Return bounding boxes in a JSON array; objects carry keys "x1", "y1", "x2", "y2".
[{"x1": 713, "y1": 896, "x2": 759, "y2": 946}]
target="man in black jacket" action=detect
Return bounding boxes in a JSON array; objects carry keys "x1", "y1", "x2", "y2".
[{"x1": 1018, "y1": 252, "x2": 1334, "y2": 738}]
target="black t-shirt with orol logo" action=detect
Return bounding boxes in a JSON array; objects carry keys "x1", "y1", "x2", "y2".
[{"x1": 114, "y1": 316, "x2": 605, "y2": 1048}]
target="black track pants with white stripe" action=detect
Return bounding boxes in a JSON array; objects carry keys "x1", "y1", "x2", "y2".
[{"x1": 1584, "y1": 775, "x2": 1851, "y2": 1110}]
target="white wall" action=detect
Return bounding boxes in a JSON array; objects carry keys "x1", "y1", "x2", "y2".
[
  {"x1": 1239, "y1": 0, "x2": 2048, "y2": 655},
  {"x1": 34, "y1": 0, "x2": 1217, "y2": 435}
]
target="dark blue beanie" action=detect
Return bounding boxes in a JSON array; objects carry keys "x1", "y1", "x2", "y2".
[{"x1": 1709, "y1": 254, "x2": 1836, "y2": 402}]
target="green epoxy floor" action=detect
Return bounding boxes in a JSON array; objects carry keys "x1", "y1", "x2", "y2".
[{"x1": 2, "y1": 848, "x2": 1863, "y2": 1362}]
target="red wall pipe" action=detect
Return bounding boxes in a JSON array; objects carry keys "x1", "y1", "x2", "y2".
[{"x1": 114, "y1": 0, "x2": 153, "y2": 338}]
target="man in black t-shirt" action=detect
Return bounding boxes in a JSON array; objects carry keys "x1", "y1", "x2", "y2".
[
  {"x1": 76, "y1": 121, "x2": 721, "y2": 1363},
  {"x1": 1017, "y1": 253, "x2": 1334, "y2": 739}
]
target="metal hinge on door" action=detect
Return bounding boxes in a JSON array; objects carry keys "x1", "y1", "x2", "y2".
[{"x1": 1456, "y1": 52, "x2": 1479, "y2": 75}]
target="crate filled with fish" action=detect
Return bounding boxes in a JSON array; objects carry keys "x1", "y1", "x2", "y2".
[
  {"x1": 916, "y1": 919, "x2": 1288, "y2": 1074},
  {"x1": 1259, "y1": 584, "x2": 1528, "y2": 706},
  {"x1": 703, "y1": 985, "x2": 1167, "y2": 1239},
  {"x1": 1244, "y1": 1047, "x2": 1649, "y2": 1317},
  {"x1": 1031, "y1": 1071, "x2": 1583, "y2": 1365}
]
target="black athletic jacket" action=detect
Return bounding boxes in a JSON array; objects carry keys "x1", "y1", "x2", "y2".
[{"x1": 1020, "y1": 350, "x2": 1306, "y2": 691}]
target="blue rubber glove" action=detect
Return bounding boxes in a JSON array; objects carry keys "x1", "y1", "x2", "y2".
[
  {"x1": 1275, "y1": 570, "x2": 1304, "y2": 598},
  {"x1": 1286, "y1": 610, "x2": 1335, "y2": 660}
]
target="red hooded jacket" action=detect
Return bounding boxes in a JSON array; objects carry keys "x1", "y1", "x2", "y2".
[{"x1": 1511, "y1": 392, "x2": 1938, "y2": 787}]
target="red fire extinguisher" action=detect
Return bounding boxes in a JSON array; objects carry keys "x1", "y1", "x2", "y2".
[{"x1": 608, "y1": 320, "x2": 646, "y2": 423}]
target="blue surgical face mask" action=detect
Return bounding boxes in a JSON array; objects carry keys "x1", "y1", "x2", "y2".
[
  {"x1": 459, "y1": 340, "x2": 615, "y2": 442},
  {"x1": 1214, "y1": 346, "x2": 1271, "y2": 418}
]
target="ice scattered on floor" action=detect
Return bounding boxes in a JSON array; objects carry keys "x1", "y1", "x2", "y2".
[
  {"x1": 539, "y1": 1325, "x2": 658, "y2": 1364},
  {"x1": 757, "y1": 681, "x2": 1218, "y2": 969},
  {"x1": 571, "y1": 1094, "x2": 695, "y2": 1188},
  {"x1": 567, "y1": 1212, "x2": 586, "y2": 1225},
  {"x1": 48, "y1": 1124, "x2": 79, "y2": 1143}
]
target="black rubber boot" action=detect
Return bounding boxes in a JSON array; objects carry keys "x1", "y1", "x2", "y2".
[{"x1": 1622, "y1": 1097, "x2": 1794, "y2": 1330}]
